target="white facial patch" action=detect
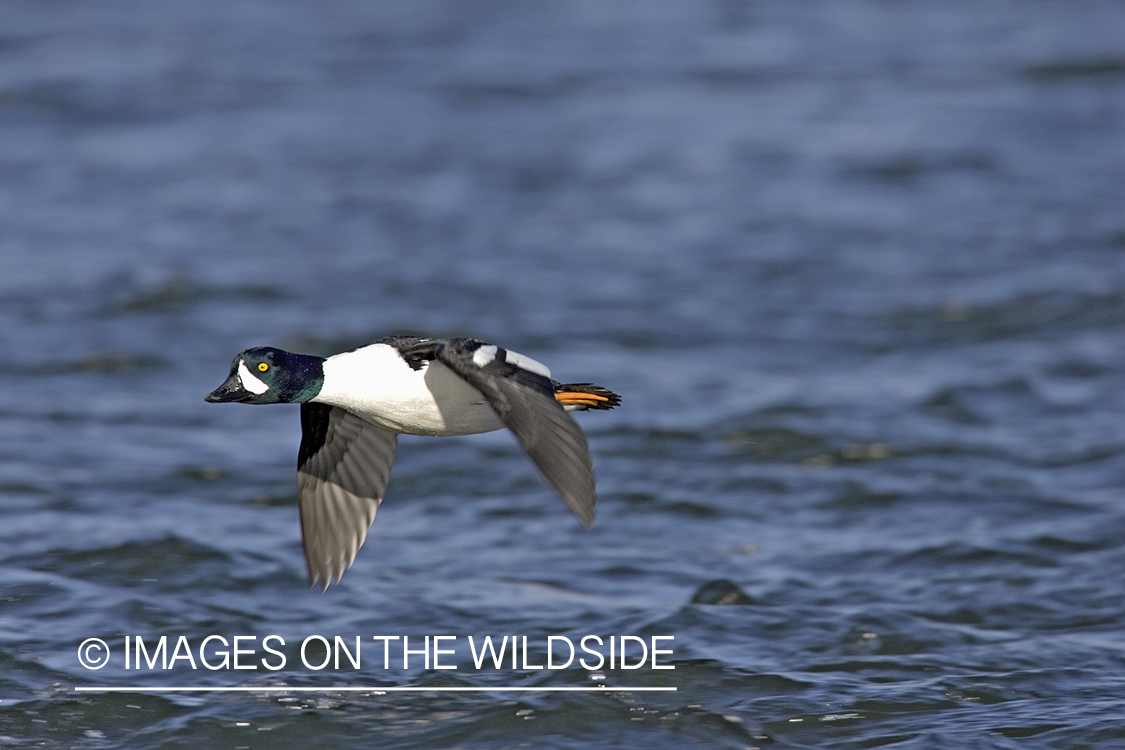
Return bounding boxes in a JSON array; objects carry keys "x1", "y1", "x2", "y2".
[
  {"x1": 237, "y1": 360, "x2": 270, "y2": 394},
  {"x1": 506, "y1": 349, "x2": 551, "y2": 378},
  {"x1": 473, "y1": 345, "x2": 498, "y2": 368}
]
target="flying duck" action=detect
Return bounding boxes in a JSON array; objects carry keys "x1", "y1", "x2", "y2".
[{"x1": 205, "y1": 336, "x2": 620, "y2": 589}]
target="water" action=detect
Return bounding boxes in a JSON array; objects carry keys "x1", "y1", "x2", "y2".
[{"x1": 2, "y1": 1, "x2": 1125, "y2": 747}]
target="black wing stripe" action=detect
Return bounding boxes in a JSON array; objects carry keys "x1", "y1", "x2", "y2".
[
  {"x1": 297, "y1": 404, "x2": 398, "y2": 590},
  {"x1": 298, "y1": 402, "x2": 334, "y2": 467},
  {"x1": 435, "y1": 340, "x2": 597, "y2": 527}
]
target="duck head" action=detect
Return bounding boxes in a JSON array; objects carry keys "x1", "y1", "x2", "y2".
[{"x1": 205, "y1": 347, "x2": 324, "y2": 404}]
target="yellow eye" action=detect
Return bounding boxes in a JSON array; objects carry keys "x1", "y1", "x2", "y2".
[{"x1": 257, "y1": 362, "x2": 269, "y2": 372}]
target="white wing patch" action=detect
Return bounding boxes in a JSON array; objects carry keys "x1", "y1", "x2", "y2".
[
  {"x1": 506, "y1": 349, "x2": 551, "y2": 378},
  {"x1": 472, "y1": 344, "x2": 550, "y2": 378},
  {"x1": 238, "y1": 360, "x2": 270, "y2": 394},
  {"x1": 473, "y1": 344, "x2": 498, "y2": 368}
]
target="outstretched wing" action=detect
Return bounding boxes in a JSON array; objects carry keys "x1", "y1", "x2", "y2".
[
  {"x1": 297, "y1": 403, "x2": 398, "y2": 590},
  {"x1": 435, "y1": 339, "x2": 596, "y2": 528}
]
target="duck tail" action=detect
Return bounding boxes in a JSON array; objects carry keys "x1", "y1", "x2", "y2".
[{"x1": 553, "y1": 382, "x2": 621, "y2": 411}]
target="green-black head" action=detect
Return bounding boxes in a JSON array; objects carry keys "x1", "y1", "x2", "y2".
[{"x1": 205, "y1": 347, "x2": 324, "y2": 405}]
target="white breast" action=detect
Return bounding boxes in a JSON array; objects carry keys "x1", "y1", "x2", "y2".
[{"x1": 312, "y1": 344, "x2": 504, "y2": 436}]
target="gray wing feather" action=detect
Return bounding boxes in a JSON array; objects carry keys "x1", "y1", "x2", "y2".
[
  {"x1": 435, "y1": 342, "x2": 597, "y2": 527},
  {"x1": 297, "y1": 405, "x2": 398, "y2": 590}
]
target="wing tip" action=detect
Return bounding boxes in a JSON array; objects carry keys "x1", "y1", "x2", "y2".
[
  {"x1": 565, "y1": 491, "x2": 597, "y2": 530},
  {"x1": 307, "y1": 568, "x2": 334, "y2": 592}
]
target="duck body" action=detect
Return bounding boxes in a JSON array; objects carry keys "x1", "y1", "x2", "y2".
[
  {"x1": 205, "y1": 335, "x2": 619, "y2": 589},
  {"x1": 315, "y1": 341, "x2": 504, "y2": 436}
]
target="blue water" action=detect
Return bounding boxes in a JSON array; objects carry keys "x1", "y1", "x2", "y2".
[{"x1": 3, "y1": 1, "x2": 1125, "y2": 747}]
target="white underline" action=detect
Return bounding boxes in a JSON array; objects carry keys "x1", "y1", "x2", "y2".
[{"x1": 75, "y1": 686, "x2": 676, "y2": 693}]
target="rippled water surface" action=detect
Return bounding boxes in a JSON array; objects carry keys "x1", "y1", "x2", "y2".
[{"x1": 3, "y1": 2, "x2": 1125, "y2": 748}]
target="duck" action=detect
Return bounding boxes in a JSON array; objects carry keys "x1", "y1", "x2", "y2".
[{"x1": 205, "y1": 335, "x2": 620, "y2": 590}]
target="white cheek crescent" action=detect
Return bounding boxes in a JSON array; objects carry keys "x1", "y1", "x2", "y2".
[{"x1": 238, "y1": 360, "x2": 271, "y2": 394}]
